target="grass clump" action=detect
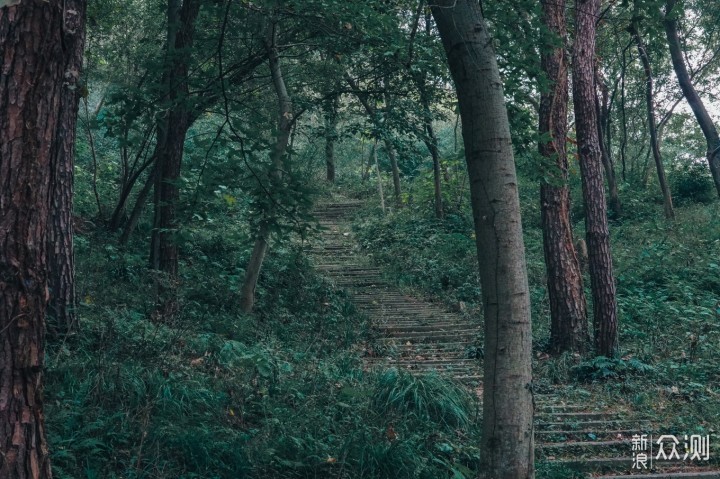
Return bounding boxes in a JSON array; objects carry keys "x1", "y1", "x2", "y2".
[{"x1": 46, "y1": 214, "x2": 483, "y2": 478}]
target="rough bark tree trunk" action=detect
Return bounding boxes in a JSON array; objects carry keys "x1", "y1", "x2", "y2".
[
  {"x1": 664, "y1": 0, "x2": 720, "y2": 197},
  {"x1": 630, "y1": 21, "x2": 674, "y2": 219},
  {"x1": 595, "y1": 68, "x2": 622, "y2": 217},
  {"x1": 539, "y1": 0, "x2": 589, "y2": 355},
  {"x1": 572, "y1": 0, "x2": 619, "y2": 358},
  {"x1": 0, "y1": 1, "x2": 77, "y2": 476},
  {"x1": 239, "y1": 18, "x2": 293, "y2": 313},
  {"x1": 432, "y1": 2, "x2": 535, "y2": 477},
  {"x1": 47, "y1": 0, "x2": 86, "y2": 336},
  {"x1": 149, "y1": 0, "x2": 200, "y2": 319}
]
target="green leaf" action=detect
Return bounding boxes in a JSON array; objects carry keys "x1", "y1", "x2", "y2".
[
  {"x1": 436, "y1": 442, "x2": 454, "y2": 453},
  {"x1": 256, "y1": 361, "x2": 274, "y2": 379}
]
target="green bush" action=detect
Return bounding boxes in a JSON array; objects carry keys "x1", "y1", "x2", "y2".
[
  {"x1": 671, "y1": 162, "x2": 715, "y2": 204},
  {"x1": 571, "y1": 356, "x2": 655, "y2": 382}
]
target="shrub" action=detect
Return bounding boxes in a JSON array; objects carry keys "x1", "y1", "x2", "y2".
[{"x1": 671, "y1": 162, "x2": 715, "y2": 204}]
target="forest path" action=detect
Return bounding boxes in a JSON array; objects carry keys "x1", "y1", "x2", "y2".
[
  {"x1": 309, "y1": 199, "x2": 720, "y2": 478},
  {"x1": 311, "y1": 200, "x2": 482, "y2": 385}
]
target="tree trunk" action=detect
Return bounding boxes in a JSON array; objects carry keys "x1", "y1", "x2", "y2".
[
  {"x1": 595, "y1": 68, "x2": 622, "y2": 217},
  {"x1": 432, "y1": 2, "x2": 534, "y2": 478},
  {"x1": 150, "y1": 0, "x2": 199, "y2": 270},
  {"x1": 572, "y1": 0, "x2": 619, "y2": 358},
  {"x1": 426, "y1": 119, "x2": 444, "y2": 220},
  {"x1": 345, "y1": 74, "x2": 401, "y2": 206},
  {"x1": 109, "y1": 155, "x2": 153, "y2": 232},
  {"x1": 597, "y1": 104, "x2": 622, "y2": 218},
  {"x1": 239, "y1": 226, "x2": 270, "y2": 313},
  {"x1": 539, "y1": 0, "x2": 589, "y2": 355},
  {"x1": 120, "y1": 168, "x2": 156, "y2": 246},
  {"x1": 361, "y1": 141, "x2": 371, "y2": 182},
  {"x1": 382, "y1": 82, "x2": 402, "y2": 208},
  {"x1": 239, "y1": 18, "x2": 293, "y2": 313},
  {"x1": 384, "y1": 140, "x2": 402, "y2": 208},
  {"x1": 324, "y1": 95, "x2": 338, "y2": 182},
  {"x1": 83, "y1": 97, "x2": 104, "y2": 219},
  {"x1": 1, "y1": 1, "x2": 75, "y2": 476},
  {"x1": 47, "y1": 0, "x2": 86, "y2": 336},
  {"x1": 414, "y1": 76, "x2": 444, "y2": 218},
  {"x1": 373, "y1": 139, "x2": 387, "y2": 214},
  {"x1": 620, "y1": 47, "x2": 628, "y2": 182},
  {"x1": 630, "y1": 21, "x2": 674, "y2": 219},
  {"x1": 664, "y1": 0, "x2": 720, "y2": 197},
  {"x1": 149, "y1": 0, "x2": 200, "y2": 319}
]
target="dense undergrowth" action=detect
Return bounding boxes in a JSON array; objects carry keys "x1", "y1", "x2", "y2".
[
  {"x1": 351, "y1": 169, "x2": 720, "y2": 473},
  {"x1": 46, "y1": 205, "x2": 481, "y2": 478},
  {"x1": 48, "y1": 125, "x2": 719, "y2": 477}
]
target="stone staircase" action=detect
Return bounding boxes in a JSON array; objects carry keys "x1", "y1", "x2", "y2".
[
  {"x1": 310, "y1": 201, "x2": 481, "y2": 385},
  {"x1": 309, "y1": 199, "x2": 720, "y2": 479}
]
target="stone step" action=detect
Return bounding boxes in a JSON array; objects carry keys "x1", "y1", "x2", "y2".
[
  {"x1": 537, "y1": 411, "x2": 624, "y2": 421},
  {"x1": 374, "y1": 319, "x2": 472, "y2": 327},
  {"x1": 315, "y1": 258, "x2": 360, "y2": 264},
  {"x1": 316, "y1": 264, "x2": 376, "y2": 270},
  {"x1": 361, "y1": 306, "x2": 455, "y2": 312},
  {"x1": 536, "y1": 429, "x2": 642, "y2": 439},
  {"x1": 538, "y1": 439, "x2": 631, "y2": 450},
  {"x1": 316, "y1": 265, "x2": 368, "y2": 271},
  {"x1": 311, "y1": 248, "x2": 357, "y2": 254},
  {"x1": 362, "y1": 306, "x2": 460, "y2": 312},
  {"x1": 334, "y1": 282, "x2": 391, "y2": 288},
  {"x1": 375, "y1": 340, "x2": 476, "y2": 350},
  {"x1": 363, "y1": 311, "x2": 461, "y2": 319},
  {"x1": 537, "y1": 419, "x2": 652, "y2": 431},
  {"x1": 377, "y1": 324, "x2": 477, "y2": 334},
  {"x1": 390, "y1": 366, "x2": 480, "y2": 376},
  {"x1": 538, "y1": 404, "x2": 589, "y2": 410},
  {"x1": 547, "y1": 457, "x2": 719, "y2": 474},
  {"x1": 597, "y1": 471, "x2": 720, "y2": 479},
  {"x1": 365, "y1": 364, "x2": 481, "y2": 381},
  {"x1": 367, "y1": 358, "x2": 477, "y2": 368},
  {"x1": 450, "y1": 374, "x2": 483, "y2": 384},
  {"x1": 378, "y1": 331, "x2": 478, "y2": 341},
  {"x1": 376, "y1": 326, "x2": 473, "y2": 335},
  {"x1": 328, "y1": 274, "x2": 385, "y2": 280}
]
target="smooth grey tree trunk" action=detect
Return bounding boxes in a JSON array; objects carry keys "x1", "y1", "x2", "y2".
[
  {"x1": 373, "y1": 139, "x2": 386, "y2": 214},
  {"x1": 345, "y1": 74, "x2": 401, "y2": 207},
  {"x1": 239, "y1": 18, "x2": 293, "y2": 313},
  {"x1": 630, "y1": 21, "x2": 674, "y2": 219},
  {"x1": 664, "y1": 0, "x2": 720, "y2": 197},
  {"x1": 323, "y1": 94, "x2": 338, "y2": 182},
  {"x1": 432, "y1": 2, "x2": 534, "y2": 477}
]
